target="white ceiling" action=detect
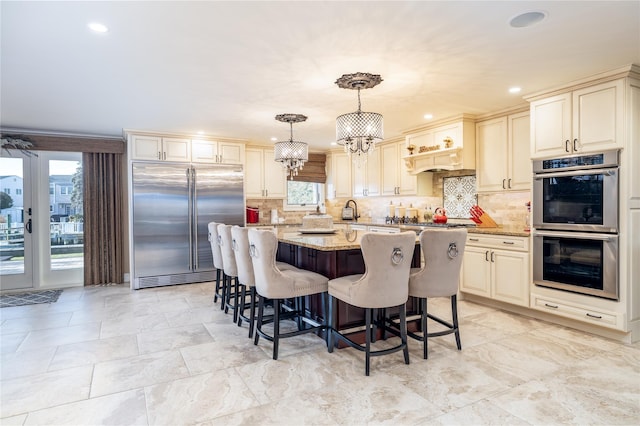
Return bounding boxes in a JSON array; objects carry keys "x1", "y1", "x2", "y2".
[{"x1": 1, "y1": 1, "x2": 639, "y2": 151}]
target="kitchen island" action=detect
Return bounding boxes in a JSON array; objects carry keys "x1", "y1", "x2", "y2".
[{"x1": 275, "y1": 228, "x2": 422, "y2": 333}]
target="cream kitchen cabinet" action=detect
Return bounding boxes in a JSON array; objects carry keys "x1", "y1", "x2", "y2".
[
  {"x1": 352, "y1": 148, "x2": 381, "y2": 197},
  {"x1": 327, "y1": 151, "x2": 352, "y2": 199},
  {"x1": 191, "y1": 139, "x2": 244, "y2": 164},
  {"x1": 476, "y1": 111, "x2": 531, "y2": 192},
  {"x1": 460, "y1": 234, "x2": 530, "y2": 307},
  {"x1": 529, "y1": 79, "x2": 624, "y2": 158},
  {"x1": 130, "y1": 135, "x2": 191, "y2": 162},
  {"x1": 381, "y1": 141, "x2": 416, "y2": 196},
  {"x1": 245, "y1": 147, "x2": 286, "y2": 198}
]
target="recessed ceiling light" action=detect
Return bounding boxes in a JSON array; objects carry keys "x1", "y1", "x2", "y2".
[
  {"x1": 270, "y1": 137, "x2": 277, "y2": 141},
  {"x1": 88, "y1": 22, "x2": 109, "y2": 33},
  {"x1": 509, "y1": 11, "x2": 547, "y2": 28},
  {"x1": 509, "y1": 87, "x2": 522, "y2": 94},
  {"x1": 423, "y1": 114, "x2": 433, "y2": 120},
  {"x1": 330, "y1": 142, "x2": 337, "y2": 146},
  {"x1": 197, "y1": 131, "x2": 204, "y2": 135}
]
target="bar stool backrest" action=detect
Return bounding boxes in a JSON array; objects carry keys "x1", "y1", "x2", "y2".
[
  {"x1": 410, "y1": 228, "x2": 467, "y2": 299},
  {"x1": 231, "y1": 226, "x2": 255, "y2": 287},
  {"x1": 248, "y1": 228, "x2": 293, "y2": 299},
  {"x1": 352, "y1": 232, "x2": 416, "y2": 309},
  {"x1": 218, "y1": 224, "x2": 238, "y2": 277},
  {"x1": 208, "y1": 222, "x2": 224, "y2": 270}
]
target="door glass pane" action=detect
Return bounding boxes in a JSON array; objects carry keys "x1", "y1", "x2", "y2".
[
  {"x1": 49, "y1": 159, "x2": 83, "y2": 271},
  {"x1": 0, "y1": 157, "x2": 25, "y2": 276}
]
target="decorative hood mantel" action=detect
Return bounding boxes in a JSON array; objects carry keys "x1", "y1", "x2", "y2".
[{"x1": 402, "y1": 116, "x2": 476, "y2": 174}]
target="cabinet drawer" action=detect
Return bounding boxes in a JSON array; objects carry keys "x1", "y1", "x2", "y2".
[
  {"x1": 532, "y1": 295, "x2": 621, "y2": 329},
  {"x1": 466, "y1": 234, "x2": 528, "y2": 251}
]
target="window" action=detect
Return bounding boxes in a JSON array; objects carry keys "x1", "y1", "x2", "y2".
[
  {"x1": 16, "y1": 189, "x2": 22, "y2": 195},
  {"x1": 285, "y1": 181, "x2": 324, "y2": 211},
  {"x1": 50, "y1": 205, "x2": 53, "y2": 212},
  {"x1": 60, "y1": 186, "x2": 72, "y2": 195},
  {"x1": 3, "y1": 188, "x2": 10, "y2": 195},
  {"x1": 49, "y1": 185, "x2": 54, "y2": 194}
]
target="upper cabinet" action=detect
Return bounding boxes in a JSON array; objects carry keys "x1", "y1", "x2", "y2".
[
  {"x1": 245, "y1": 147, "x2": 286, "y2": 199},
  {"x1": 352, "y1": 148, "x2": 381, "y2": 197},
  {"x1": 403, "y1": 117, "x2": 476, "y2": 174},
  {"x1": 191, "y1": 139, "x2": 244, "y2": 164},
  {"x1": 127, "y1": 132, "x2": 245, "y2": 164},
  {"x1": 476, "y1": 110, "x2": 531, "y2": 192},
  {"x1": 130, "y1": 135, "x2": 191, "y2": 162},
  {"x1": 327, "y1": 151, "x2": 352, "y2": 199},
  {"x1": 381, "y1": 141, "x2": 417, "y2": 195},
  {"x1": 529, "y1": 79, "x2": 624, "y2": 158}
]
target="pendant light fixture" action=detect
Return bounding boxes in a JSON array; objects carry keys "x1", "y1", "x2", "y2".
[
  {"x1": 274, "y1": 113, "x2": 309, "y2": 180},
  {"x1": 335, "y1": 72, "x2": 384, "y2": 166}
]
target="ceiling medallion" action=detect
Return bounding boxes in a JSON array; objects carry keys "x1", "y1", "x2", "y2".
[
  {"x1": 335, "y1": 72, "x2": 384, "y2": 167},
  {"x1": 274, "y1": 113, "x2": 309, "y2": 180}
]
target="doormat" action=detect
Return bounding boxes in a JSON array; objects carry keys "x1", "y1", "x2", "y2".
[{"x1": 0, "y1": 289, "x2": 63, "y2": 308}]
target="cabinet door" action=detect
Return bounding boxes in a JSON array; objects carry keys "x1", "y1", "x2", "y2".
[
  {"x1": 381, "y1": 143, "x2": 399, "y2": 195},
  {"x1": 476, "y1": 117, "x2": 508, "y2": 192},
  {"x1": 508, "y1": 112, "x2": 532, "y2": 191},
  {"x1": 572, "y1": 79, "x2": 624, "y2": 153},
  {"x1": 263, "y1": 149, "x2": 287, "y2": 198},
  {"x1": 397, "y1": 143, "x2": 417, "y2": 195},
  {"x1": 131, "y1": 135, "x2": 162, "y2": 161},
  {"x1": 331, "y1": 152, "x2": 352, "y2": 198},
  {"x1": 366, "y1": 147, "x2": 381, "y2": 196},
  {"x1": 492, "y1": 249, "x2": 529, "y2": 306},
  {"x1": 191, "y1": 140, "x2": 218, "y2": 163},
  {"x1": 530, "y1": 93, "x2": 572, "y2": 158},
  {"x1": 460, "y1": 246, "x2": 491, "y2": 297},
  {"x1": 352, "y1": 162, "x2": 366, "y2": 197},
  {"x1": 244, "y1": 148, "x2": 264, "y2": 198},
  {"x1": 163, "y1": 138, "x2": 191, "y2": 162},
  {"x1": 219, "y1": 142, "x2": 244, "y2": 164}
]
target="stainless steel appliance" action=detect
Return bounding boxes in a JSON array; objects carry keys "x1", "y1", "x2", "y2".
[
  {"x1": 131, "y1": 162, "x2": 244, "y2": 289},
  {"x1": 532, "y1": 150, "x2": 619, "y2": 300},
  {"x1": 533, "y1": 230, "x2": 618, "y2": 300},
  {"x1": 532, "y1": 150, "x2": 619, "y2": 233}
]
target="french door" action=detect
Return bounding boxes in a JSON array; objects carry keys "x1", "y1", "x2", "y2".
[{"x1": 0, "y1": 151, "x2": 83, "y2": 290}]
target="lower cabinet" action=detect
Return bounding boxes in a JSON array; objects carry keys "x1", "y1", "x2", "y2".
[
  {"x1": 460, "y1": 234, "x2": 530, "y2": 307},
  {"x1": 531, "y1": 294, "x2": 622, "y2": 329}
]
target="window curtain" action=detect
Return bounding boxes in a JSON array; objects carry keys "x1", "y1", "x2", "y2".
[
  {"x1": 290, "y1": 153, "x2": 326, "y2": 183},
  {"x1": 83, "y1": 152, "x2": 124, "y2": 285}
]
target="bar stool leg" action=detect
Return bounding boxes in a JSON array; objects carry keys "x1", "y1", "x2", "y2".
[
  {"x1": 327, "y1": 295, "x2": 335, "y2": 353},
  {"x1": 237, "y1": 284, "x2": 247, "y2": 327},
  {"x1": 365, "y1": 308, "x2": 372, "y2": 376},
  {"x1": 273, "y1": 299, "x2": 280, "y2": 360},
  {"x1": 421, "y1": 298, "x2": 428, "y2": 359},
  {"x1": 452, "y1": 295, "x2": 461, "y2": 351},
  {"x1": 254, "y1": 295, "x2": 264, "y2": 346},
  {"x1": 248, "y1": 287, "x2": 256, "y2": 339},
  {"x1": 399, "y1": 303, "x2": 410, "y2": 365},
  {"x1": 214, "y1": 269, "x2": 221, "y2": 303}
]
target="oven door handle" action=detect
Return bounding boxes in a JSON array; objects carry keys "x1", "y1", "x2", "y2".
[
  {"x1": 533, "y1": 230, "x2": 616, "y2": 241},
  {"x1": 534, "y1": 168, "x2": 617, "y2": 179}
]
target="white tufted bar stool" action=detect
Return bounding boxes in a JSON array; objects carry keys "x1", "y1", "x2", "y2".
[
  {"x1": 231, "y1": 226, "x2": 259, "y2": 338},
  {"x1": 248, "y1": 228, "x2": 329, "y2": 360},
  {"x1": 327, "y1": 231, "x2": 416, "y2": 376},
  {"x1": 207, "y1": 222, "x2": 225, "y2": 308},
  {"x1": 403, "y1": 228, "x2": 467, "y2": 359},
  {"x1": 218, "y1": 224, "x2": 240, "y2": 322}
]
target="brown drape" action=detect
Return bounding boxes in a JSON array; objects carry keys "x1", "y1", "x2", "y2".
[
  {"x1": 83, "y1": 152, "x2": 124, "y2": 285},
  {"x1": 290, "y1": 153, "x2": 326, "y2": 183}
]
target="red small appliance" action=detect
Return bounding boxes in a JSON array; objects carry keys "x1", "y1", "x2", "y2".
[{"x1": 246, "y1": 206, "x2": 260, "y2": 224}]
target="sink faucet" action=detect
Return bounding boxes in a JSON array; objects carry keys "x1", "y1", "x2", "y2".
[{"x1": 345, "y1": 199, "x2": 360, "y2": 222}]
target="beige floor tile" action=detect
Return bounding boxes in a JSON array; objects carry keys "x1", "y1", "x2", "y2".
[
  {"x1": 421, "y1": 400, "x2": 531, "y2": 425},
  {"x1": 0, "y1": 413, "x2": 28, "y2": 425},
  {"x1": 0, "y1": 332, "x2": 27, "y2": 354},
  {"x1": 48, "y1": 334, "x2": 139, "y2": 371},
  {"x1": 137, "y1": 323, "x2": 215, "y2": 354},
  {"x1": 144, "y1": 370, "x2": 258, "y2": 425},
  {"x1": 180, "y1": 340, "x2": 268, "y2": 375},
  {"x1": 165, "y1": 306, "x2": 228, "y2": 327},
  {"x1": 23, "y1": 388, "x2": 148, "y2": 426},
  {"x1": 529, "y1": 324, "x2": 624, "y2": 352},
  {"x1": 90, "y1": 349, "x2": 190, "y2": 397},
  {"x1": 0, "y1": 311, "x2": 72, "y2": 335},
  {"x1": 16, "y1": 322, "x2": 101, "y2": 351},
  {"x1": 0, "y1": 365, "x2": 92, "y2": 418},
  {"x1": 0, "y1": 304, "x2": 52, "y2": 321},
  {"x1": 100, "y1": 312, "x2": 170, "y2": 339},
  {"x1": 466, "y1": 309, "x2": 546, "y2": 334},
  {"x1": 1, "y1": 347, "x2": 56, "y2": 380}
]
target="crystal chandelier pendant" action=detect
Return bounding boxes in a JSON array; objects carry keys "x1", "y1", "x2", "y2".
[
  {"x1": 274, "y1": 114, "x2": 309, "y2": 180},
  {"x1": 335, "y1": 72, "x2": 383, "y2": 165}
]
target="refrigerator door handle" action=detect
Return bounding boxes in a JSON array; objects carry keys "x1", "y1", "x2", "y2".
[
  {"x1": 192, "y1": 167, "x2": 199, "y2": 270},
  {"x1": 187, "y1": 167, "x2": 193, "y2": 271}
]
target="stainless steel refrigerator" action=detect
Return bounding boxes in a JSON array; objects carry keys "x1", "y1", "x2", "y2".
[{"x1": 131, "y1": 162, "x2": 244, "y2": 289}]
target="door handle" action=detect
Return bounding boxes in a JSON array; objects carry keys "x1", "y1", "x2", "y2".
[
  {"x1": 491, "y1": 251, "x2": 495, "y2": 262},
  {"x1": 502, "y1": 179, "x2": 506, "y2": 189},
  {"x1": 565, "y1": 140, "x2": 570, "y2": 152},
  {"x1": 25, "y1": 219, "x2": 32, "y2": 234},
  {"x1": 508, "y1": 178, "x2": 512, "y2": 189},
  {"x1": 573, "y1": 139, "x2": 578, "y2": 152},
  {"x1": 485, "y1": 250, "x2": 489, "y2": 261}
]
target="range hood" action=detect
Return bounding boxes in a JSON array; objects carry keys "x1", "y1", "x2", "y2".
[{"x1": 402, "y1": 115, "x2": 476, "y2": 175}]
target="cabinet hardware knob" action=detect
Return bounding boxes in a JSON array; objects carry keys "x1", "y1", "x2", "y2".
[
  {"x1": 469, "y1": 238, "x2": 479, "y2": 241},
  {"x1": 490, "y1": 251, "x2": 495, "y2": 262},
  {"x1": 485, "y1": 251, "x2": 490, "y2": 261},
  {"x1": 544, "y1": 303, "x2": 558, "y2": 309},
  {"x1": 502, "y1": 241, "x2": 515, "y2": 245},
  {"x1": 508, "y1": 178, "x2": 512, "y2": 188},
  {"x1": 586, "y1": 313, "x2": 602, "y2": 319},
  {"x1": 502, "y1": 179, "x2": 506, "y2": 189},
  {"x1": 565, "y1": 140, "x2": 570, "y2": 152},
  {"x1": 573, "y1": 139, "x2": 578, "y2": 152},
  {"x1": 158, "y1": 151, "x2": 162, "y2": 160}
]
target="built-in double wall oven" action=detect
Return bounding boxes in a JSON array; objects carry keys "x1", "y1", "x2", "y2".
[{"x1": 532, "y1": 150, "x2": 619, "y2": 300}]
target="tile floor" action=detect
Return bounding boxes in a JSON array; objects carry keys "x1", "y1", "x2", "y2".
[{"x1": 1, "y1": 282, "x2": 638, "y2": 425}]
